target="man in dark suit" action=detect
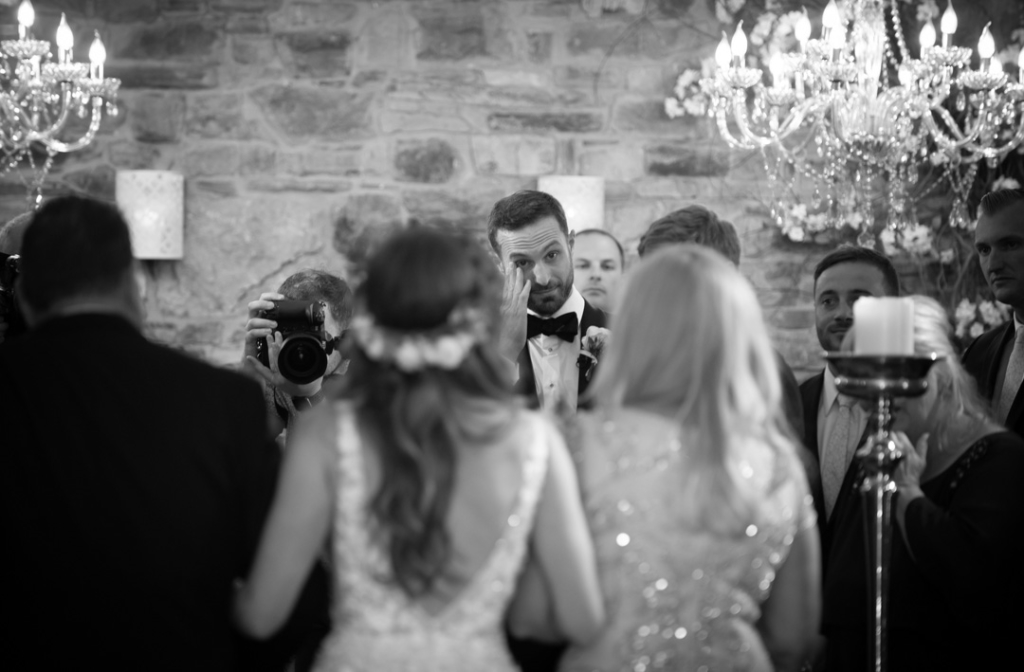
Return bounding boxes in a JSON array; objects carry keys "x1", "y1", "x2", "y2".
[
  {"x1": 963, "y1": 188, "x2": 1024, "y2": 437},
  {"x1": 488, "y1": 190, "x2": 608, "y2": 413},
  {"x1": 798, "y1": 245, "x2": 899, "y2": 669},
  {"x1": 0, "y1": 196, "x2": 280, "y2": 671}
]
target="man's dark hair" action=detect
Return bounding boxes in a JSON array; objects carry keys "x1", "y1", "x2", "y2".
[
  {"x1": 278, "y1": 269, "x2": 354, "y2": 328},
  {"x1": 638, "y1": 205, "x2": 741, "y2": 266},
  {"x1": 486, "y1": 190, "x2": 569, "y2": 255},
  {"x1": 0, "y1": 211, "x2": 32, "y2": 255},
  {"x1": 813, "y1": 245, "x2": 900, "y2": 296},
  {"x1": 575, "y1": 228, "x2": 625, "y2": 266},
  {"x1": 980, "y1": 188, "x2": 1024, "y2": 218},
  {"x1": 19, "y1": 196, "x2": 133, "y2": 314}
]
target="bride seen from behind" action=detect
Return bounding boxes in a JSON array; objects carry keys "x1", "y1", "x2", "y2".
[
  {"x1": 234, "y1": 227, "x2": 604, "y2": 671},
  {"x1": 555, "y1": 245, "x2": 821, "y2": 672}
]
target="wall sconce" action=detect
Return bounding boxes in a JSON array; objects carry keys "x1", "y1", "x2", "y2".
[
  {"x1": 537, "y1": 176, "x2": 605, "y2": 233},
  {"x1": 115, "y1": 170, "x2": 184, "y2": 260}
]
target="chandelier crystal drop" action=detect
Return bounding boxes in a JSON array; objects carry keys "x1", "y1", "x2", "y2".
[
  {"x1": 699, "y1": 0, "x2": 1024, "y2": 234},
  {"x1": 0, "y1": 0, "x2": 121, "y2": 203}
]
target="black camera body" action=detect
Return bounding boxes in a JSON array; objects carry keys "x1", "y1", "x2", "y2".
[
  {"x1": 0, "y1": 252, "x2": 25, "y2": 341},
  {"x1": 256, "y1": 299, "x2": 332, "y2": 385}
]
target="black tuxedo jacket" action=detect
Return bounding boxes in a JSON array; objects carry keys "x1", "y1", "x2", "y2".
[
  {"x1": 513, "y1": 299, "x2": 608, "y2": 411},
  {"x1": 963, "y1": 321, "x2": 1024, "y2": 437},
  {"x1": 0, "y1": 314, "x2": 281, "y2": 671}
]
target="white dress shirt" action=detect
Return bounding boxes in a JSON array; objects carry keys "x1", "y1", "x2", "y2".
[
  {"x1": 817, "y1": 369, "x2": 869, "y2": 472},
  {"x1": 525, "y1": 287, "x2": 585, "y2": 413}
]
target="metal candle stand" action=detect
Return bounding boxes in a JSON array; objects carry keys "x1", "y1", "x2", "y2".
[{"x1": 824, "y1": 353, "x2": 941, "y2": 672}]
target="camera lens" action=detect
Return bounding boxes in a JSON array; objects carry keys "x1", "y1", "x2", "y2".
[{"x1": 278, "y1": 334, "x2": 328, "y2": 385}]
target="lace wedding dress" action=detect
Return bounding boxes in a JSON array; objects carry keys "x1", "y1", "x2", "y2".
[
  {"x1": 560, "y1": 409, "x2": 816, "y2": 672},
  {"x1": 312, "y1": 406, "x2": 549, "y2": 672}
]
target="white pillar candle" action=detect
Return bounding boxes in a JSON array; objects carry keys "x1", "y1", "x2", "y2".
[
  {"x1": 853, "y1": 297, "x2": 915, "y2": 355},
  {"x1": 537, "y1": 176, "x2": 605, "y2": 233}
]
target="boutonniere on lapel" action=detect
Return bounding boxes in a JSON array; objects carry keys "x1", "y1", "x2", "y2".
[{"x1": 577, "y1": 326, "x2": 610, "y2": 382}]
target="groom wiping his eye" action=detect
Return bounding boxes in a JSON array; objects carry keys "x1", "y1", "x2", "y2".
[{"x1": 487, "y1": 189, "x2": 609, "y2": 415}]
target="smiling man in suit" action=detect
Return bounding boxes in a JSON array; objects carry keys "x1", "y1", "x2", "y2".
[
  {"x1": 963, "y1": 188, "x2": 1024, "y2": 436},
  {"x1": 488, "y1": 189, "x2": 608, "y2": 414}
]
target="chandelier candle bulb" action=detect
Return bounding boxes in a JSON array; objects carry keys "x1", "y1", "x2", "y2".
[
  {"x1": 853, "y1": 297, "x2": 915, "y2": 356},
  {"x1": 730, "y1": 21, "x2": 747, "y2": 67},
  {"x1": 821, "y1": 0, "x2": 840, "y2": 45},
  {"x1": 769, "y1": 53, "x2": 787, "y2": 89},
  {"x1": 795, "y1": 9, "x2": 811, "y2": 51},
  {"x1": 715, "y1": 33, "x2": 732, "y2": 70},
  {"x1": 829, "y1": 25, "x2": 846, "y2": 62},
  {"x1": 55, "y1": 14, "x2": 73, "y2": 65},
  {"x1": 978, "y1": 23, "x2": 995, "y2": 71},
  {"x1": 940, "y1": 1, "x2": 957, "y2": 49},
  {"x1": 990, "y1": 58, "x2": 1003, "y2": 77},
  {"x1": 919, "y1": 22, "x2": 936, "y2": 55},
  {"x1": 17, "y1": 0, "x2": 33, "y2": 40},
  {"x1": 89, "y1": 32, "x2": 106, "y2": 81},
  {"x1": 1019, "y1": 49, "x2": 1024, "y2": 83}
]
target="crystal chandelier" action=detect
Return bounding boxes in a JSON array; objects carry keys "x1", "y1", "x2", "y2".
[
  {"x1": 700, "y1": 0, "x2": 1024, "y2": 237},
  {"x1": 1, "y1": 0, "x2": 120, "y2": 204}
]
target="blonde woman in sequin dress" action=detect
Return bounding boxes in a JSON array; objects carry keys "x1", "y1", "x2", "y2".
[
  {"x1": 554, "y1": 245, "x2": 821, "y2": 672},
  {"x1": 233, "y1": 228, "x2": 604, "y2": 671}
]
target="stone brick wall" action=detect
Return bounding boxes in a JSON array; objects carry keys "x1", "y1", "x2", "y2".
[{"x1": 0, "y1": 0, "x2": 832, "y2": 377}]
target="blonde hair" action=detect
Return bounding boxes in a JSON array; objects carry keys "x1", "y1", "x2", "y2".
[
  {"x1": 591, "y1": 245, "x2": 795, "y2": 532},
  {"x1": 907, "y1": 295, "x2": 994, "y2": 443}
]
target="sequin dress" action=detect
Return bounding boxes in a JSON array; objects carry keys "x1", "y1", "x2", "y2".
[
  {"x1": 560, "y1": 409, "x2": 816, "y2": 672},
  {"x1": 312, "y1": 406, "x2": 550, "y2": 672}
]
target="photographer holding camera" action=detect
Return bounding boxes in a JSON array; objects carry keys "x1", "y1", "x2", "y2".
[{"x1": 242, "y1": 269, "x2": 354, "y2": 441}]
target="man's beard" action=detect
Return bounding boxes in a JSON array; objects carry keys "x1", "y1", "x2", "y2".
[{"x1": 528, "y1": 269, "x2": 574, "y2": 316}]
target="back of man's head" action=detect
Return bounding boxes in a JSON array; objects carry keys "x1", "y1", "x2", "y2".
[
  {"x1": 19, "y1": 196, "x2": 134, "y2": 316},
  {"x1": 638, "y1": 205, "x2": 741, "y2": 266},
  {"x1": 0, "y1": 211, "x2": 33, "y2": 255},
  {"x1": 278, "y1": 269, "x2": 354, "y2": 328}
]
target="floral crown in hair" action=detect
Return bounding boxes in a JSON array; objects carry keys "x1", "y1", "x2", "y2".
[{"x1": 350, "y1": 305, "x2": 489, "y2": 372}]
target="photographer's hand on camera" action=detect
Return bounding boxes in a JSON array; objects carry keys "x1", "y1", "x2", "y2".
[{"x1": 242, "y1": 292, "x2": 325, "y2": 399}]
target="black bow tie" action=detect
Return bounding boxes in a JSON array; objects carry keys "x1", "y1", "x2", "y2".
[{"x1": 527, "y1": 313, "x2": 579, "y2": 342}]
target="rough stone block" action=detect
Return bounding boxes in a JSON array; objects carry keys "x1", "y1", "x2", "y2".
[
  {"x1": 381, "y1": 98, "x2": 474, "y2": 133},
  {"x1": 226, "y1": 14, "x2": 269, "y2": 34},
  {"x1": 578, "y1": 142, "x2": 644, "y2": 181},
  {"x1": 108, "y1": 140, "x2": 161, "y2": 169},
  {"x1": 358, "y1": 8, "x2": 415, "y2": 69},
  {"x1": 416, "y1": 12, "x2": 486, "y2": 60},
  {"x1": 130, "y1": 93, "x2": 185, "y2": 143},
  {"x1": 239, "y1": 145, "x2": 277, "y2": 175},
  {"x1": 108, "y1": 64, "x2": 218, "y2": 89},
  {"x1": 566, "y1": 24, "x2": 640, "y2": 56},
  {"x1": 268, "y1": 2, "x2": 358, "y2": 31},
  {"x1": 119, "y1": 22, "x2": 220, "y2": 60},
  {"x1": 213, "y1": 0, "x2": 284, "y2": 9},
  {"x1": 186, "y1": 93, "x2": 247, "y2": 139},
  {"x1": 247, "y1": 177, "x2": 351, "y2": 192},
  {"x1": 277, "y1": 31, "x2": 351, "y2": 78},
  {"x1": 527, "y1": 32, "x2": 552, "y2": 63},
  {"x1": 645, "y1": 144, "x2": 731, "y2": 177},
  {"x1": 281, "y1": 148, "x2": 362, "y2": 176},
  {"x1": 471, "y1": 136, "x2": 556, "y2": 176},
  {"x1": 403, "y1": 187, "x2": 506, "y2": 238},
  {"x1": 613, "y1": 98, "x2": 705, "y2": 135},
  {"x1": 394, "y1": 139, "x2": 458, "y2": 184},
  {"x1": 487, "y1": 112, "x2": 603, "y2": 133},
  {"x1": 251, "y1": 84, "x2": 372, "y2": 139},
  {"x1": 192, "y1": 180, "x2": 239, "y2": 198},
  {"x1": 185, "y1": 145, "x2": 240, "y2": 177},
  {"x1": 94, "y1": 0, "x2": 159, "y2": 23},
  {"x1": 768, "y1": 306, "x2": 816, "y2": 331},
  {"x1": 64, "y1": 165, "x2": 116, "y2": 200},
  {"x1": 231, "y1": 35, "x2": 277, "y2": 65}
]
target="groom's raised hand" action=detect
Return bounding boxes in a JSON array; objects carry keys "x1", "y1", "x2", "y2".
[{"x1": 499, "y1": 266, "x2": 531, "y2": 362}]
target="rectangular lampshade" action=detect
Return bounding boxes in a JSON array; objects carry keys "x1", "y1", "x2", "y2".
[
  {"x1": 537, "y1": 176, "x2": 605, "y2": 233},
  {"x1": 115, "y1": 170, "x2": 184, "y2": 260}
]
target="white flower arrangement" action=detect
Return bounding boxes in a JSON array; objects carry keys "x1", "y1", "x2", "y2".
[{"x1": 954, "y1": 298, "x2": 1010, "y2": 341}]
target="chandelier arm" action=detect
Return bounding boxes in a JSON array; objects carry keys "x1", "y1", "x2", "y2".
[
  {"x1": 956, "y1": 121, "x2": 1024, "y2": 163},
  {"x1": 925, "y1": 107, "x2": 984, "y2": 149},
  {"x1": 715, "y1": 102, "x2": 769, "y2": 149},
  {"x1": 23, "y1": 85, "x2": 74, "y2": 147},
  {"x1": 38, "y1": 97, "x2": 103, "y2": 154}
]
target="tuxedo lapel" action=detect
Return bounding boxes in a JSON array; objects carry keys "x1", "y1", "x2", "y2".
[
  {"x1": 577, "y1": 300, "x2": 608, "y2": 402},
  {"x1": 983, "y1": 323, "x2": 1015, "y2": 398},
  {"x1": 799, "y1": 371, "x2": 825, "y2": 459}
]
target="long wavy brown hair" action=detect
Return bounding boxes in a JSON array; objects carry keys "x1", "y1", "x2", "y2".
[{"x1": 336, "y1": 227, "x2": 517, "y2": 597}]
